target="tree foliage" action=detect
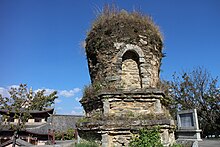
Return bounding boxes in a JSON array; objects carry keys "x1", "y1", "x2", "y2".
[
  {"x1": 0, "y1": 84, "x2": 58, "y2": 146},
  {"x1": 170, "y1": 67, "x2": 220, "y2": 137},
  {"x1": 75, "y1": 140, "x2": 99, "y2": 147},
  {"x1": 55, "y1": 128, "x2": 75, "y2": 140}
]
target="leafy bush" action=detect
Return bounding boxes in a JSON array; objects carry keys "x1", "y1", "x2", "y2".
[
  {"x1": 129, "y1": 127, "x2": 163, "y2": 147},
  {"x1": 55, "y1": 128, "x2": 75, "y2": 140},
  {"x1": 170, "y1": 144, "x2": 182, "y2": 147},
  {"x1": 80, "y1": 82, "x2": 102, "y2": 103},
  {"x1": 75, "y1": 140, "x2": 99, "y2": 147}
]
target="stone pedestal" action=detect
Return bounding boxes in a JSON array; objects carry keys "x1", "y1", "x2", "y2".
[
  {"x1": 78, "y1": 90, "x2": 175, "y2": 147},
  {"x1": 176, "y1": 109, "x2": 202, "y2": 142},
  {"x1": 176, "y1": 130, "x2": 202, "y2": 141}
]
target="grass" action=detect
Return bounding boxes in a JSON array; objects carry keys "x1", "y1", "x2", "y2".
[
  {"x1": 75, "y1": 140, "x2": 99, "y2": 147},
  {"x1": 84, "y1": 5, "x2": 164, "y2": 89}
]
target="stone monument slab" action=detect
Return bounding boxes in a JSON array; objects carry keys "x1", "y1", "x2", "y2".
[{"x1": 176, "y1": 109, "x2": 202, "y2": 141}]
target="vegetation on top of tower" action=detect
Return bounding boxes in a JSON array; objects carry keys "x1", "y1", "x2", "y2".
[
  {"x1": 84, "y1": 5, "x2": 164, "y2": 86},
  {"x1": 85, "y1": 5, "x2": 163, "y2": 55}
]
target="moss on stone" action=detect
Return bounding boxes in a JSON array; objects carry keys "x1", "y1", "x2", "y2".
[{"x1": 85, "y1": 6, "x2": 163, "y2": 84}]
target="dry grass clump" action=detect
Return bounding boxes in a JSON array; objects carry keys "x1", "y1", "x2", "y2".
[
  {"x1": 86, "y1": 5, "x2": 163, "y2": 55},
  {"x1": 84, "y1": 5, "x2": 164, "y2": 85},
  {"x1": 80, "y1": 83, "x2": 100, "y2": 104},
  {"x1": 80, "y1": 81, "x2": 117, "y2": 104}
]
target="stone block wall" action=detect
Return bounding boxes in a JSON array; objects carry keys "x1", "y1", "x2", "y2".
[
  {"x1": 78, "y1": 119, "x2": 175, "y2": 147},
  {"x1": 86, "y1": 41, "x2": 162, "y2": 89},
  {"x1": 101, "y1": 90, "x2": 167, "y2": 117},
  {"x1": 121, "y1": 57, "x2": 141, "y2": 89},
  {"x1": 101, "y1": 43, "x2": 162, "y2": 90},
  {"x1": 79, "y1": 90, "x2": 175, "y2": 147},
  {"x1": 79, "y1": 10, "x2": 175, "y2": 147}
]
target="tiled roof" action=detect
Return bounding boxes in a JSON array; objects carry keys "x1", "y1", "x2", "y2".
[
  {"x1": 1, "y1": 138, "x2": 32, "y2": 147},
  {"x1": 51, "y1": 115, "x2": 83, "y2": 131},
  {"x1": 0, "y1": 108, "x2": 54, "y2": 114},
  {"x1": 26, "y1": 123, "x2": 51, "y2": 135},
  {"x1": 0, "y1": 115, "x2": 83, "y2": 135}
]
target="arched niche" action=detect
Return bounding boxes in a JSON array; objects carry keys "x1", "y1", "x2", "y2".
[{"x1": 121, "y1": 50, "x2": 142, "y2": 89}]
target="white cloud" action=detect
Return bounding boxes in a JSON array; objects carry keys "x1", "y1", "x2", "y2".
[
  {"x1": 8, "y1": 85, "x2": 20, "y2": 89},
  {"x1": 0, "y1": 85, "x2": 22, "y2": 97},
  {"x1": 75, "y1": 97, "x2": 82, "y2": 102},
  {"x1": 0, "y1": 87, "x2": 10, "y2": 97},
  {"x1": 59, "y1": 88, "x2": 81, "y2": 98},
  {"x1": 74, "y1": 106, "x2": 82, "y2": 110},
  {"x1": 45, "y1": 88, "x2": 56, "y2": 95},
  {"x1": 69, "y1": 106, "x2": 84, "y2": 115},
  {"x1": 34, "y1": 87, "x2": 81, "y2": 98},
  {"x1": 1, "y1": 85, "x2": 81, "y2": 101},
  {"x1": 55, "y1": 99, "x2": 62, "y2": 103},
  {"x1": 57, "y1": 107, "x2": 63, "y2": 110},
  {"x1": 70, "y1": 110, "x2": 83, "y2": 115},
  {"x1": 34, "y1": 88, "x2": 56, "y2": 95},
  {"x1": 70, "y1": 110, "x2": 77, "y2": 115}
]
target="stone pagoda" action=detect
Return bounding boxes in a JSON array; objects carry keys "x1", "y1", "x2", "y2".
[{"x1": 78, "y1": 8, "x2": 175, "y2": 147}]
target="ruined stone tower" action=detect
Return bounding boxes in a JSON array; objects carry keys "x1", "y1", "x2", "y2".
[{"x1": 78, "y1": 8, "x2": 175, "y2": 147}]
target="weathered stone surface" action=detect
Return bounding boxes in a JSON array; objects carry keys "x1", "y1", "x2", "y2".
[
  {"x1": 79, "y1": 10, "x2": 175, "y2": 147},
  {"x1": 121, "y1": 58, "x2": 141, "y2": 89},
  {"x1": 78, "y1": 118, "x2": 175, "y2": 146},
  {"x1": 101, "y1": 134, "x2": 109, "y2": 147},
  {"x1": 78, "y1": 92, "x2": 175, "y2": 146},
  {"x1": 86, "y1": 37, "x2": 162, "y2": 89}
]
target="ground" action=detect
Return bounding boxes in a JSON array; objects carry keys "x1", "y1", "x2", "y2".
[{"x1": 199, "y1": 139, "x2": 220, "y2": 147}]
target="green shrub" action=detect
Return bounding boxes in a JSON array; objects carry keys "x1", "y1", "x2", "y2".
[
  {"x1": 129, "y1": 127, "x2": 163, "y2": 147},
  {"x1": 75, "y1": 140, "x2": 99, "y2": 147},
  {"x1": 55, "y1": 128, "x2": 75, "y2": 140},
  {"x1": 170, "y1": 144, "x2": 182, "y2": 147},
  {"x1": 80, "y1": 82, "x2": 102, "y2": 103}
]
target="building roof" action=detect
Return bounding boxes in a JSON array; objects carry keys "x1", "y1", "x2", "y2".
[
  {"x1": 0, "y1": 108, "x2": 54, "y2": 118},
  {"x1": 1, "y1": 138, "x2": 32, "y2": 147},
  {"x1": 26, "y1": 123, "x2": 51, "y2": 135},
  {"x1": 0, "y1": 122, "x2": 50, "y2": 135},
  {"x1": 0, "y1": 115, "x2": 83, "y2": 136},
  {"x1": 51, "y1": 115, "x2": 83, "y2": 132}
]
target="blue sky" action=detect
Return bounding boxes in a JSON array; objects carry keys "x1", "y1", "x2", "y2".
[{"x1": 0, "y1": 0, "x2": 220, "y2": 115}]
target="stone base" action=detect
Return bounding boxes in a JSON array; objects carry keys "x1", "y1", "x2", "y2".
[
  {"x1": 176, "y1": 129, "x2": 202, "y2": 141},
  {"x1": 78, "y1": 119, "x2": 175, "y2": 147},
  {"x1": 79, "y1": 90, "x2": 175, "y2": 147},
  {"x1": 176, "y1": 140, "x2": 199, "y2": 147}
]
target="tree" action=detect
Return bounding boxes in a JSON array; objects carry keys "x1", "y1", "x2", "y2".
[
  {"x1": 0, "y1": 84, "x2": 58, "y2": 146},
  {"x1": 55, "y1": 128, "x2": 75, "y2": 140},
  {"x1": 170, "y1": 67, "x2": 220, "y2": 137}
]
